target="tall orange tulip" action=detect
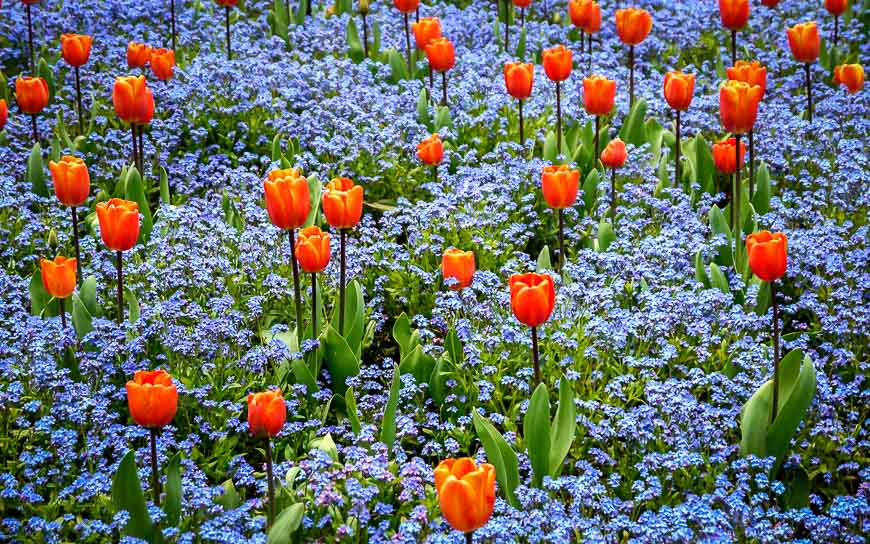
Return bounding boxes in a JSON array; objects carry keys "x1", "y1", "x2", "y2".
[
  {"x1": 833, "y1": 64, "x2": 864, "y2": 94},
  {"x1": 569, "y1": 0, "x2": 602, "y2": 34},
  {"x1": 248, "y1": 389, "x2": 287, "y2": 525},
  {"x1": 442, "y1": 248, "x2": 475, "y2": 290},
  {"x1": 601, "y1": 138, "x2": 627, "y2": 221},
  {"x1": 542, "y1": 165, "x2": 579, "y2": 271},
  {"x1": 127, "y1": 42, "x2": 151, "y2": 68},
  {"x1": 15, "y1": 76, "x2": 49, "y2": 143},
  {"x1": 150, "y1": 48, "x2": 175, "y2": 81},
  {"x1": 426, "y1": 38, "x2": 455, "y2": 105},
  {"x1": 663, "y1": 71, "x2": 694, "y2": 185},
  {"x1": 49, "y1": 156, "x2": 90, "y2": 207},
  {"x1": 60, "y1": 34, "x2": 93, "y2": 67},
  {"x1": 505, "y1": 62, "x2": 533, "y2": 145},
  {"x1": 263, "y1": 169, "x2": 310, "y2": 231},
  {"x1": 40, "y1": 256, "x2": 77, "y2": 300},
  {"x1": 417, "y1": 133, "x2": 444, "y2": 167},
  {"x1": 113, "y1": 75, "x2": 154, "y2": 125},
  {"x1": 434, "y1": 458, "x2": 495, "y2": 535},
  {"x1": 583, "y1": 75, "x2": 616, "y2": 160},
  {"x1": 615, "y1": 7, "x2": 651, "y2": 107},
  {"x1": 712, "y1": 138, "x2": 745, "y2": 174},
  {"x1": 719, "y1": 0, "x2": 749, "y2": 31},
  {"x1": 727, "y1": 61, "x2": 767, "y2": 96},
  {"x1": 542, "y1": 45, "x2": 572, "y2": 157},
  {"x1": 510, "y1": 272, "x2": 555, "y2": 384},
  {"x1": 323, "y1": 178, "x2": 364, "y2": 335},
  {"x1": 787, "y1": 22, "x2": 820, "y2": 123},
  {"x1": 412, "y1": 17, "x2": 441, "y2": 49},
  {"x1": 719, "y1": 80, "x2": 762, "y2": 135},
  {"x1": 97, "y1": 198, "x2": 140, "y2": 323},
  {"x1": 825, "y1": 0, "x2": 848, "y2": 46},
  {"x1": 295, "y1": 226, "x2": 331, "y2": 274}
]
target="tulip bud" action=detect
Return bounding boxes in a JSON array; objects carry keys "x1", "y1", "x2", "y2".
[
  {"x1": 541, "y1": 165, "x2": 579, "y2": 209},
  {"x1": 434, "y1": 458, "x2": 495, "y2": 534},
  {"x1": 15, "y1": 76, "x2": 50, "y2": 115},
  {"x1": 615, "y1": 7, "x2": 653, "y2": 46},
  {"x1": 40, "y1": 256, "x2": 77, "y2": 299},
  {"x1": 600, "y1": 138, "x2": 627, "y2": 169},
  {"x1": 416, "y1": 134, "x2": 444, "y2": 166},
  {"x1": 248, "y1": 390, "x2": 286, "y2": 438},
  {"x1": 359, "y1": 0, "x2": 369, "y2": 14},
  {"x1": 833, "y1": 64, "x2": 863, "y2": 94},
  {"x1": 96, "y1": 198, "x2": 140, "y2": 252},
  {"x1": 746, "y1": 231, "x2": 787, "y2": 282},
  {"x1": 295, "y1": 226, "x2": 331, "y2": 273},
  {"x1": 47, "y1": 229, "x2": 59, "y2": 249},
  {"x1": 442, "y1": 248, "x2": 475, "y2": 290},
  {"x1": 509, "y1": 273, "x2": 555, "y2": 328}
]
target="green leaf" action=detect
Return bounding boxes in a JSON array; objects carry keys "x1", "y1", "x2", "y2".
[
  {"x1": 379, "y1": 364, "x2": 401, "y2": 453},
  {"x1": 434, "y1": 106, "x2": 452, "y2": 130},
  {"x1": 709, "y1": 263, "x2": 729, "y2": 294},
  {"x1": 524, "y1": 383, "x2": 551, "y2": 488},
  {"x1": 694, "y1": 134, "x2": 715, "y2": 194},
  {"x1": 471, "y1": 411, "x2": 519, "y2": 507},
  {"x1": 330, "y1": 280, "x2": 364, "y2": 356},
  {"x1": 346, "y1": 19, "x2": 364, "y2": 63},
  {"x1": 754, "y1": 279, "x2": 770, "y2": 315},
  {"x1": 268, "y1": 503, "x2": 305, "y2": 544},
  {"x1": 542, "y1": 131, "x2": 557, "y2": 162},
  {"x1": 163, "y1": 452, "x2": 182, "y2": 527},
  {"x1": 549, "y1": 376, "x2": 576, "y2": 476},
  {"x1": 708, "y1": 205, "x2": 733, "y2": 265},
  {"x1": 618, "y1": 98, "x2": 648, "y2": 147},
  {"x1": 37, "y1": 57, "x2": 56, "y2": 104},
  {"x1": 715, "y1": 45, "x2": 726, "y2": 80},
  {"x1": 28, "y1": 143, "x2": 48, "y2": 197},
  {"x1": 428, "y1": 357, "x2": 446, "y2": 405},
  {"x1": 371, "y1": 22, "x2": 381, "y2": 58},
  {"x1": 516, "y1": 27, "x2": 527, "y2": 59},
  {"x1": 111, "y1": 450, "x2": 154, "y2": 540},
  {"x1": 416, "y1": 88, "x2": 431, "y2": 129},
  {"x1": 71, "y1": 294, "x2": 93, "y2": 341},
  {"x1": 303, "y1": 173, "x2": 321, "y2": 228},
  {"x1": 645, "y1": 118, "x2": 666, "y2": 164},
  {"x1": 782, "y1": 465, "x2": 810, "y2": 509},
  {"x1": 536, "y1": 245, "x2": 552, "y2": 272},
  {"x1": 392, "y1": 312, "x2": 412, "y2": 358},
  {"x1": 387, "y1": 49, "x2": 408, "y2": 83},
  {"x1": 694, "y1": 250, "x2": 710, "y2": 288},
  {"x1": 290, "y1": 359, "x2": 318, "y2": 393},
  {"x1": 323, "y1": 326, "x2": 360, "y2": 395},
  {"x1": 126, "y1": 288, "x2": 140, "y2": 324},
  {"x1": 50, "y1": 136, "x2": 61, "y2": 162},
  {"x1": 766, "y1": 355, "x2": 816, "y2": 473},
  {"x1": 752, "y1": 161, "x2": 771, "y2": 215},
  {"x1": 597, "y1": 219, "x2": 615, "y2": 252},
  {"x1": 159, "y1": 166, "x2": 171, "y2": 205},
  {"x1": 29, "y1": 270, "x2": 59, "y2": 317},
  {"x1": 309, "y1": 433, "x2": 338, "y2": 461},
  {"x1": 739, "y1": 380, "x2": 772, "y2": 458},
  {"x1": 124, "y1": 167, "x2": 153, "y2": 243},
  {"x1": 79, "y1": 276, "x2": 99, "y2": 317},
  {"x1": 216, "y1": 480, "x2": 241, "y2": 511},
  {"x1": 345, "y1": 387, "x2": 361, "y2": 435},
  {"x1": 582, "y1": 169, "x2": 599, "y2": 213},
  {"x1": 444, "y1": 327, "x2": 463, "y2": 366}
]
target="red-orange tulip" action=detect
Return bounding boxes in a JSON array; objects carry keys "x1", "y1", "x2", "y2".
[
  {"x1": 442, "y1": 248, "x2": 475, "y2": 290},
  {"x1": 663, "y1": 71, "x2": 695, "y2": 111},
  {"x1": 504, "y1": 62, "x2": 534, "y2": 100},
  {"x1": 583, "y1": 75, "x2": 616, "y2": 116},
  {"x1": 425, "y1": 38, "x2": 455, "y2": 72},
  {"x1": 263, "y1": 168, "x2": 310, "y2": 230},
  {"x1": 833, "y1": 64, "x2": 864, "y2": 94},
  {"x1": 127, "y1": 42, "x2": 151, "y2": 68},
  {"x1": 0, "y1": 99, "x2": 8, "y2": 131},
  {"x1": 434, "y1": 458, "x2": 495, "y2": 534},
  {"x1": 761, "y1": 0, "x2": 780, "y2": 6},
  {"x1": 727, "y1": 60, "x2": 767, "y2": 96},
  {"x1": 513, "y1": 0, "x2": 532, "y2": 7},
  {"x1": 40, "y1": 256, "x2": 77, "y2": 299},
  {"x1": 113, "y1": 75, "x2": 154, "y2": 125},
  {"x1": 600, "y1": 138, "x2": 627, "y2": 169},
  {"x1": 150, "y1": 48, "x2": 175, "y2": 81},
  {"x1": 541, "y1": 165, "x2": 579, "y2": 209},
  {"x1": 96, "y1": 198, "x2": 140, "y2": 252},
  {"x1": 719, "y1": 0, "x2": 749, "y2": 31},
  {"x1": 746, "y1": 231, "x2": 787, "y2": 282},
  {"x1": 615, "y1": 8, "x2": 652, "y2": 45},
  {"x1": 719, "y1": 80, "x2": 763, "y2": 134},
  {"x1": 569, "y1": 0, "x2": 602, "y2": 34},
  {"x1": 412, "y1": 17, "x2": 442, "y2": 49},
  {"x1": 824, "y1": 0, "x2": 848, "y2": 16},
  {"x1": 216, "y1": 0, "x2": 240, "y2": 5},
  {"x1": 295, "y1": 226, "x2": 331, "y2": 273},
  {"x1": 15, "y1": 76, "x2": 49, "y2": 114},
  {"x1": 393, "y1": 0, "x2": 420, "y2": 13},
  {"x1": 126, "y1": 370, "x2": 178, "y2": 428},
  {"x1": 787, "y1": 22, "x2": 820, "y2": 64},
  {"x1": 542, "y1": 45, "x2": 572, "y2": 82},
  {"x1": 49, "y1": 155, "x2": 90, "y2": 207},
  {"x1": 247, "y1": 390, "x2": 286, "y2": 438},
  {"x1": 712, "y1": 137, "x2": 746, "y2": 174},
  {"x1": 60, "y1": 34, "x2": 93, "y2": 67},
  {"x1": 322, "y1": 178, "x2": 364, "y2": 229},
  {"x1": 509, "y1": 272, "x2": 555, "y2": 328},
  {"x1": 416, "y1": 134, "x2": 444, "y2": 166}
]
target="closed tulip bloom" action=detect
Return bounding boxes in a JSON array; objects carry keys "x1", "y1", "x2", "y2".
[
  {"x1": 393, "y1": 0, "x2": 420, "y2": 13},
  {"x1": 615, "y1": 8, "x2": 652, "y2": 45},
  {"x1": 96, "y1": 198, "x2": 140, "y2": 251},
  {"x1": 425, "y1": 38, "x2": 455, "y2": 72},
  {"x1": 600, "y1": 138, "x2": 627, "y2": 169},
  {"x1": 412, "y1": 17, "x2": 442, "y2": 49},
  {"x1": 49, "y1": 155, "x2": 90, "y2": 207},
  {"x1": 247, "y1": 390, "x2": 286, "y2": 438},
  {"x1": 746, "y1": 231, "x2": 787, "y2": 282},
  {"x1": 833, "y1": 64, "x2": 863, "y2": 94},
  {"x1": 663, "y1": 71, "x2": 695, "y2": 111},
  {"x1": 509, "y1": 272, "x2": 555, "y2": 328},
  {"x1": 542, "y1": 45, "x2": 572, "y2": 82},
  {"x1": 442, "y1": 248, "x2": 475, "y2": 290},
  {"x1": 569, "y1": 0, "x2": 602, "y2": 33},
  {"x1": 60, "y1": 34, "x2": 93, "y2": 67},
  {"x1": 434, "y1": 458, "x2": 495, "y2": 533},
  {"x1": 295, "y1": 226, "x2": 331, "y2": 273},
  {"x1": 583, "y1": 75, "x2": 616, "y2": 116},
  {"x1": 719, "y1": 0, "x2": 749, "y2": 30},
  {"x1": 504, "y1": 62, "x2": 534, "y2": 99},
  {"x1": 417, "y1": 134, "x2": 444, "y2": 166},
  {"x1": 761, "y1": 0, "x2": 779, "y2": 6},
  {"x1": 263, "y1": 169, "x2": 310, "y2": 231},
  {"x1": 127, "y1": 42, "x2": 151, "y2": 68},
  {"x1": 40, "y1": 256, "x2": 77, "y2": 299},
  {"x1": 787, "y1": 22, "x2": 820, "y2": 63},
  {"x1": 150, "y1": 48, "x2": 175, "y2": 81},
  {"x1": 712, "y1": 137, "x2": 746, "y2": 174},
  {"x1": 719, "y1": 80, "x2": 763, "y2": 134},
  {"x1": 727, "y1": 60, "x2": 767, "y2": 96},
  {"x1": 541, "y1": 165, "x2": 579, "y2": 209},
  {"x1": 0, "y1": 99, "x2": 7, "y2": 131},
  {"x1": 113, "y1": 75, "x2": 154, "y2": 124},
  {"x1": 15, "y1": 76, "x2": 49, "y2": 114},
  {"x1": 322, "y1": 177, "x2": 364, "y2": 229},
  {"x1": 824, "y1": 0, "x2": 848, "y2": 16},
  {"x1": 216, "y1": 0, "x2": 240, "y2": 5},
  {"x1": 126, "y1": 370, "x2": 178, "y2": 428}
]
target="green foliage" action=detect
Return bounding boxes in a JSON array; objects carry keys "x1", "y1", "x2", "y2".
[
  {"x1": 28, "y1": 143, "x2": 47, "y2": 198},
  {"x1": 268, "y1": 503, "x2": 305, "y2": 544},
  {"x1": 619, "y1": 98, "x2": 648, "y2": 147},
  {"x1": 379, "y1": 364, "x2": 401, "y2": 453},
  {"x1": 124, "y1": 167, "x2": 153, "y2": 244},
  {"x1": 111, "y1": 451, "x2": 156, "y2": 541},
  {"x1": 472, "y1": 411, "x2": 519, "y2": 507}
]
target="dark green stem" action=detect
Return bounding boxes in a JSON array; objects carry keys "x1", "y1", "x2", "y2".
[
  {"x1": 555, "y1": 80, "x2": 562, "y2": 158},
  {"x1": 518, "y1": 98, "x2": 524, "y2": 146},
  {"x1": 675, "y1": 109, "x2": 681, "y2": 185},
  {"x1": 339, "y1": 229, "x2": 347, "y2": 335},
  {"x1": 403, "y1": 12, "x2": 412, "y2": 74},
  {"x1": 75, "y1": 66, "x2": 84, "y2": 134},
  {"x1": 628, "y1": 45, "x2": 635, "y2": 108},
  {"x1": 557, "y1": 208, "x2": 565, "y2": 271},
  {"x1": 226, "y1": 7, "x2": 232, "y2": 61},
  {"x1": 116, "y1": 251, "x2": 124, "y2": 324},
  {"x1": 289, "y1": 229, "x2": 303, "y2": 344},
  {"x1": 150, "y1": 427, "x2": 160, "y2": 506},
  {"x1": 804, "y1": 63, "x2": 813, "y2": 123},
  {"x1": 771, "y1": 280, "x2": 780, "y2": 422},
  {"x1": 72, "y1": 206, "x2": 81, "y2": 284},
  {"x1": 531, "y1": 326, "x2": 540, "y2": 386},
  {"x1": 265, "y1": 438, "x2": 275, "y2": 527}
]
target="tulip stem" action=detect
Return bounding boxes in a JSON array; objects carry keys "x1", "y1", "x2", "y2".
[
  {"x1": 465, "y1": 531, "x2": 474, "y2": 544},
  {"x1": 131, "y1": 125, "x2": 138, "y2": 171},
  {"x1": 730, "y1": 30, "x2": 736, "y2": 67},
  {"x1": 593, "y1": 115, "x2": 600, "y2": 166},
  {"x1": 31, "y1": 114, "x2": 38, "y2": 144},
  {"x1": 265, "y1": 438, "x2": 276, "y2": 528},
  {"x1": 555, "y1": 81, "x2": 562, "y2": 158},
  {"x1": 26, "y1": 3, "x2": 35, "y2": 74},
  {"x1": 311, "y1": 273, "x2": 318, "y2": 339},
  {"x1": 748, "y1": 128, "x2": 754, "y2": 200},
  {"x1": 557, "y1": 208, "x2": 565, "y2": 271},
  {"x1": 59, "y1": 298, "x2": 66, "y2": 331},
  {"x1": 588, "y1": 33, "x2": 593, "y2": 71},
  {"x1": 504, "y1": 0, "x2": 510, "y2": 53},
  {"x1": 361, "y1": 12, "x2": 369, "y2": 58},
  {"x1": 338, "y1": 229, "x2": 347, "y2": 336},
  {"x1": 833, "y1": 16, "x2": 838, "y2": 49},
  {"x1": 225, "y1": 6, "x2": 232, "y2": 61},
  {"x1": 520, "y1": 7, "x2": 525, "y2": 28},
  {"x1": 309, "y1": 0, "x2": 314, "y2": 17},
  {"x1": 531, "y1": 326, "x2": 540, "y2": 386},
  {"x1": 403, "y1": 12, "x2": 412, "y2": 74},
  {"x1": 628, "y1": 45, "x2": 635, "y2": 108},
  {"x1": 428, "y1": 64, "x2": 434, "y2": 99},
  {"x1": 72, "y1": 207, "x2": 82, "y2": 284},
  {"x1": 116, "y1": 251, "x2": 124, "y2": 325},
  {"x1": 804, "y1": 63, "x2": 813, "y2": 123},
  {"x1": 74, "y1": 67, "x2": 84, "y2": 134},
  {"x1": 610, "y1": 167, "x2": 617, "y2": 224},
  {"x1": 674, "y1": 109, "x2": 681, "y2": 186},
  {"x1": 441, "y1": 71, "x2": 448, "y2": 107},
  {"x1": 289, "y1": 229, "x2": 303, "y2": 344},
  {"x1": 170, "y1": 0, "x2": 177, "y2": 51},
  {"x1": 734, "y1": 133, "x2": 742, "y2": 256},
  {"x1": 150, "y1": 428, "x2": 161, "y2": 506},
  {"x1": 518, "y1": 98, "x2": 524, "y2": 146},
  {"x1": 415, "y1": 7, "x2": 419, "y2": 23},
  {"x1": 433, "y1": 165, "x2": 438, "y2": 183},
  {"x1": 138, "y1": 125, "x2": 145, "y2": 176},
  {"x1": 770, "y1": 280, "x2": 780, "y2": 423}
]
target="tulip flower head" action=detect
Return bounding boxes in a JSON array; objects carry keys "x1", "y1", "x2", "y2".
[
  {"x1": 0, "y1": 99, "x2": 7, "y2": 130},
  {"x1": 322, "y1": 178, "x2": 364, "y2": 229},
  {"x1": 434, "y1": 458, "x2": 495, "y2": 534},
  {"x1": 49, "y1": 155, "x2": 90, "y2": 207},
  {"x1": 504, "y1": 62, "x2": 534, "y2": 100},
  {"x1": 583, "y1": 75, "x2": 616, "y2": 116},
  {"x1": 393, "y1": 0, "x2": 420, "y2": 13},
  {"x1": 295, "y1": 226, "x2": 332, "y2": 273},
  {"x1": 247, "y1": 390, "x2": 286, "y2": 438},
  {"x1": 746, "y1": 231, "x2": 787, "y2": 282},
  {"x1": 126, "y1": 370, "x2": 178, "y2": 428},
  {"x1": 60, "y1": 34, "x2": 93, "y2": 67},
  {"x1": 513, "y1": 0, "x2": 532, "y2": 7},
  {"x1": 824, "y1": 0, "x2": 848, "y2": 16},
  {"x1": 40, "y1": 256, "x2": 77, "y2": 299},
  {"x1": 216, "y1": 0, "x2": 240, "y2": 5},
  {"x1": 15, "y1": 76, "x2": 49, "y2": 114},
  {"x1": 787, "y1": 22, "x2": 820, "y2": 64},
  {"x1": 417, "y1": 134, "x2": 444, "y2": 166},
  {"x1": 542, "y1": 45, "x2": 572, "y2": 82},
  {"x1": 150, "y1": 48, "x2": 176, "y2": 81},
  {"x1": 569, "y1": 0, "x2": 602, "y2": 34},
  {"x1": 113, "y1": 75, "x2": 154, "y2": 125},
  {"x1": 425, "y1": 38, "x2": 455, "y2": 72},
  {"x1": 833, "y1": 64, "x2": 863, "y2": 94},
  {"x1": 719, "y1": 0, "x2": 749, "y2": 31},
  {"x1": 663, "y1": 71, "x2": 695, "y2": 111},
  {"x1": 442, "y1": 248, "x2": 475, "y2": 290},
  {"x1": 264, "y1": 168, "x2": 311, "y2": 231},
  {"x1": 727, "y1": 60, "x2": 767, "y2": 96},
  {"x1": 760, "y1": 0, "x2": 779, "y2": 6},
  {"x1": 719, "y1": 80, "x2": 763, "y2": 134},
  {"x1": 712, "y1": 137, "x2": 746, "y2": 174},
  {"x1": 541, "y1": 165, "x2": 579, "y2": 209},
  {"x1": 127, "y1": 41, "x2": 151, "y2": 68},
  {"x1": 509, "y1": 273, "x2": 556, "y2": 328},
  {"x1": 412, "y1": 17, "x2": 441, "y2": 49},
  {"x1": 600, "y1": 138, "x2": 627, "y2": 169},
  {"x1": 96, "y1": 198, "x2": 140, "y2": 252},
  {"x1": 615, "y1": 7, "x2": 652, "y2": 45}
]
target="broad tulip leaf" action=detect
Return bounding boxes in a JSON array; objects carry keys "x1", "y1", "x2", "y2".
[
  {"x1": 694, "y1": 134, "x2": 715, "y2": 194},
  {"x1": 753, "y1": 279, "x2": 770, "y2": 316},
  {"x1": 542, "y1": 131, "x2": 557, "y2": 162},
  {"x1": 345, "y1": 387, "x2": 361, "y2": 435},
  {"x1": 619, "y1": 98, "x2": 647, "y2": 147},
  {"x1": 416, "y1": 88, "x2": 430, "y2": 129},
  {"x1": 163, "y1": 452, "x2": 182, "y2": 527},
  {"x1": 323, "y1": 325, "x2": 359, "y2": 395},
  {"x1": 428, "y1": 356, "x2": 446, "y2": 405},
  {"x1": 739, "y1": 380, "x2": 772, "y2": 458},
  {"x1": 28, "y1": 143, "x2": 48, "y2": 197},
  {"x1": 346, "y1": 19, "x2": 364, "y2": 63},
  {"x1": 708, "y1": 205, "x2": 732, "y2": 265},
  {"x1": 776, "y1": 348, "x2": 805, "y2": 415},
  {"x1": 29, "y1": 270, "x2": 59, "y2": 317},
  {"x1": 291, "y1": 359, "x2": 318, "y2": 393},
  {"x1": 472, "y1": 411, "x2": 519, "y2": 507},
  {"x1": 379, "y1": 364, "x2": 401, "y2": 453},
  {"x1": 536, "y1": 245, "x2": 552, "y2": 272},
  {"x1": 126, "y1": 288, "x2": 140, "y2": 324},
  {"x1": 124, "y1": 167, "x2": 153, "y2": 243},
  {"x1": 79, "y1": 276, "x2": 99, "y2": 317},
  {"x1": 515, "y1": 27, "x2": 527, "y2": 59},
  {"x1": 524, "y1": 383, "x2": 551, "y2": 487},
  {"x1": 434, "y1": 106, "x2": 452, "y2": 130},
  {"x1": 392, "y1": 312, "x2": 412, "y2": 357},
  {"x1": 303, "y1": 174, "x2": 321, "y2": 228},
  {"x1": 111, "y1": 450, "x2": 154, "y2": 541},
  {"x1": 159, "y1": 166, "x2": 171, "y2": 205},
  {"x1": 268, "y1": 503, "x2": 304, "y2": 544},
  {"x1": 645, "y1": 118, "x2": 665, "y2": 164},
  {"x1": 752, "y1": 161, "x2": 771, "y2": 215},
  {"x1": 582, "y1": 169, "x2": 599, "y2": 213},
  {"x1": 216, "y1": 480, "x2": 240, "y2": 511},
  {"x1": 549, "y1": 376, "x2": 575, "y2": 477},
  {"x1": 387, "y1": 49, "x2": 408, "y2": 83},
  {"x1": 694, "y1": 250, "x2": 710, "y2": 288},
  {"x1": 444, "y1": 327, "x2": 463, "y2": 366},
  {"x1": 597, "y1": 219, "x2": 615, "y2": 252},
  {"x1": 782, "y1": 465, "x2": 811, "y2": 509},
  {"x1": 766, "y1": 354, "x2": 816, "y2": 474},
  {"x1": 71, "y1": 294, "x2": 93, "y2": 341},
  {"x1": 330, "y1": 280, "x2": 364, "y2": 356},
  {"x1": 37, "y1": 57, "x2": 56, "y2": 104},
  {"x1": 709, "y1": 263, "x2": 729, "y2": 294}
]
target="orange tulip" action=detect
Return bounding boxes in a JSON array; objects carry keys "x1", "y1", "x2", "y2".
[
  {"x1": 746, "y1": 231, "x2": 787, "y2": 282},
  {"x1": 719, "y1": 0, "x2": 749, "y2": 31},
  {"x1": 615, "y1": 7, "x2": 652, "y2": 45},
  {"x1": 504, "y1": 62, "x2": 534, "y2": 100},
  {"x1": 127, "y1": 42, "x2": 151, "y2": 68},
  {"x1": 727, "y1": 60, "x2": 767, "y2": 96},
  {"x1": 712, "y1": 137, "x2": 746, "y2": 174},
  {"x1": 40, "y1": 256, "x2": 77, "y2": 299},
  {"x1": 662, "y1": 71, "x2": 695, "y2": 111},
  {"x1": 583, "y1": 75, "x2": 616, "y2": 116},
  {"x1": 247, "y1": 390, "x2": 286, "y2": 438},
  {"x1": 393, "y1": 0, "x2": 420, "y2": 13},
  {"x1": 787, "y1": 22, "x2": 820, "y2": 64},
  {"x1": 442, "y1": 248, "x2": 475, "y2": 290},
  {"x1": 417, "y1": 134, "x2": 444, "y2": 166},
  {"x1": 412, "y1": 17, "x2": 441, "y2": 49},
  {"x1": 216, "y1": 0, "x2": 240, "y2": 5},
  {"x1": 425, "y1": 38, "x2": 455, "y2": 72},
  {"x1": 542, "y1": 45, "x2": 572, "y2": 82},
  {"x1": 96, "y1": 198, "x2": 140, "y2": 252},
  {"x1": 569, "y1": 0, "x2": 602, "y2": 34},
  {"x1": 15, "y1": 76, "x2": 49, "y2": 114},
  {"x1": 150, "y1": 48, "x2": 175, "y2": 81},
  {"x1": 824, "y1": 0, "x2": 848, "y2": 16},
  {"x1": 0, "y1": 99, "x2": 8, "y2": 131},
  {"x1": 509, "y1": 273, "x2": 555, "y2": 328},
  {"x1": 761, "y1": 0, "x2": 779, "y2": 6},
  {"x1": 600, "y1": 138, "x2": 627, "y2": 169},
  {"x1": 434, "y1": 458, "x2": 495, "y2": 534},
  {"x1": 263, "y1": 168, "x2": 310, "y2": 230},
  {"x1": 60, "y1": 34, "x2": 93, "y2": 67},
  {"x1": 719, "y1": 80, "x2": 763, "y2": 134},
  {"x1": 295, "y1": 226, "x2": 331, "y2": 273},
  {"x1": 49, "y1": 155, "x2": 90, "y2": 207},
  {"x1": 513, "y1": 0, "x2": 532, "y2": 6},
  {"x1": 541, "y1": 165, "x2": 579, "y2": 209},
  {"x1": 322, "y1": 177, "x2": 364, "y2": 229},
  {"x1": 833, "y1": 64, "x2": 863, "y2": 94},
  {"x1": 113, "y1": 75, "x2": 154, "y2": 125},
  {"x1": 126, "y1": 370, "x2": 178, "y2": 428}
]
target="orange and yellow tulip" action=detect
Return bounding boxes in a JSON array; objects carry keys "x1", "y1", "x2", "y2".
[
  {"x1": 663, "y1": 71, "x2": 695, "y2": 111},
  {"x1": 150, "y1": 48, "x2": 175, "y2": 81},
  {"x1": 127, "y1": 42, "x2": 151, "y2": 68},
  {"x1": 49, "y1": 156, "x2": 90, "y2": 207},
  {"x1": 509, "y1": 273, "x2": 555, "y2": 328},
  {"x1": 719, "y1": 0, "x2": 749, "y2": 31},
  {"x1": 504, "y1": 62, "x2": 534, "y2": 100},
  {"x1": 542, "y1": 45, "x2": 572, "y2": 82},
  {"x1": 247, "y1": 390, "x2": 286, "y2": 438},
  {"x1": 96, "y1": 199, "x2": 140, "y2": 252},
  {"x1": 727, "y1": 60, "x2": 767, "y2": 96},
  {"x1": 833, "y1": 64, "x2": 863, "y2": 94},
  {"x1": 719, "y1": 80, "x2": 763, "y2": 134},
  {"x1": 295, "y1": 226, "x2": 331, "y2": 273},
  {"x1": 712, "y1": 138, "x2": 746, "y2": 174},
  {"x1": 15, "y1": 76, "x2": 49, "y2": 114},
  {"x1": 417, "y1": 134, "x2": 444, "y2": 166},
  {"x1": 442, "y1": 248, "x2": 475, "y2": 290},
  {"x1": 600, "y1": 138, "x2": 627, "y2": 169},
  {"x1": 412, "y1": 17, "x2": 441, "y2": 49},
  {"x1": 40, "y1": 256, "x2": 77, "y2": 299},
  {"x1": 615, "y1": 7, "x2": 652, "y2": 45},
  {"x1": 569, "y1": 0, "x2": 602, "y2": 34},
  {"x1": 60, "y1": 34, "x2": 93, "y2": 67},
  {"x1": 434, "y1": 458, "x2": 495, "y2": 534},
  {"x1": 322, "y1": 178, "x2": 364, "y2": 229},
  {"x1": 583, "y1": 75, "x2": 616, "y2": 116},
  {"x1": 746, "y1": 231, "x2": 787, "y2": 282},
  {"x1": 113, "y1": 75, "x2": 154, "y2": 125},
  {"x1": 787, "y1": 22, "x2": 820, "y2": 64},
  {"x1": 126, "y1": 370, "x2": 178, "y2": 428},
  {"x1": 264, "y1": 168, "x2": 311, "y2": 231},
  {"x1": 541, "y1": 165, "x2": 579, "y2": 209},
  {"x1": 425, "y1": 38, "x2": 455, "y2": 72}
]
